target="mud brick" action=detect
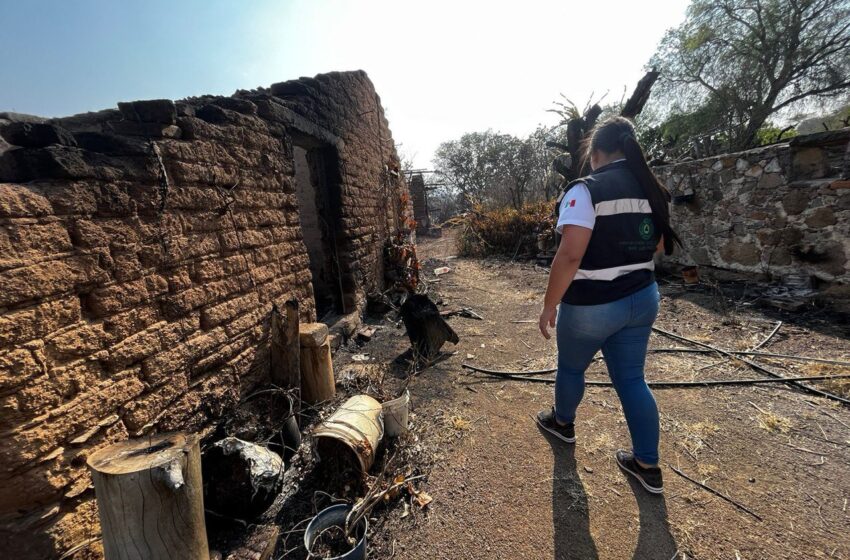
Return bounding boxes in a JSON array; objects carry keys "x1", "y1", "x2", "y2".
[
  {"x1": 106, "y1": 315, "x2": 198, "y2": 370},
  {"x1": 117, "y1": 99, "x2": 177, "y2": 124},
  {"x1": 0, "y1": 372, "x2": 144, "y2": 474},
  {"x1": 44, "y1": 322, "x2": 110, "y2": 359},
  {"x1": 0, "y1": 297, "x2": 81, "y2": 347},
  {"x1": 0, "y1": 122, "x2": 77, "y2": 148},
  {"x1": 122, "y1": 374, "x2": 188, "y2": 432},
  {"x1": 200, "y1": 292, "x2": 260, "y2": 330},
  {"x1": 84, "y1": 274, "x2": 169, "y2": 317},
  {"x1": 0, "y1": 183, "x2": 53, "y2": 217},
  {"x1": 141, "y1": 327, "x2": 227, "y2": 385}
]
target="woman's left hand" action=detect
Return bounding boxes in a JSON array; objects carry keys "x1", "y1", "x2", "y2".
[{"x1": 538, "y1": 305, "x2": 557, "y2": 340}]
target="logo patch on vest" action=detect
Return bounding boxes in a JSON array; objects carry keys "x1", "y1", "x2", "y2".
[
  {"x1": 639, "y1": 217, "x2": 654, "y2": 240},
  {"x1": 569, "y1": 199, "x2": 576, "y2": 207}
]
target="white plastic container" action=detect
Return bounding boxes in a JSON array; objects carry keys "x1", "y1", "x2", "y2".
[{"x1": 382, "y1": 389, "x2": 410, "y2": 437}]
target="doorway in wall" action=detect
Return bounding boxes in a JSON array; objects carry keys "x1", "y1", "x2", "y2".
[{"x1": 292, "y1": 143, "x2": 345, "y2": 320}]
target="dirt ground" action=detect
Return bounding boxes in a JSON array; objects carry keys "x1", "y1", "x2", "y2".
[{"x1": 337, "y1": 229, "x2": 850, "y2": 560}]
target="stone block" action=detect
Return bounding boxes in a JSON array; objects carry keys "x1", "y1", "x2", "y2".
[
  {"x1": 804, "y1": 207, "x2": 837, "y2": 228},
  {"x1": 782, "y1": 189, "x2": 810, "y2": 215}
]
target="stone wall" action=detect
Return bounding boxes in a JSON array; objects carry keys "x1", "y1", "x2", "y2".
[
  {"x1": 0, "y1": 70, "x2": 411, "y2": 559},
  {"x1": 654, "y1": 128, "x2": 850, "y2": 295}
]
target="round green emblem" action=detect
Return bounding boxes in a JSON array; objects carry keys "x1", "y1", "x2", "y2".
[{"x1": 639, "y1": 217, "x2": 654, "y2": 240}]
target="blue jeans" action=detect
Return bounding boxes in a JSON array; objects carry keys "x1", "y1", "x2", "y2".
[{"x1": 555, "y1": 282, "x2": 661, "y2": 464}]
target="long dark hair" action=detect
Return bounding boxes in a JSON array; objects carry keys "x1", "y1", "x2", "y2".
[{"x1": 585, "y1": 116, "x2": 682, "y2": 255}]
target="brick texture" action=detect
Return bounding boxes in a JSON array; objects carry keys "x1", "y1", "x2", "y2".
[{"x1": 0, "y1": 70, "x2": 412, "y2": 559}]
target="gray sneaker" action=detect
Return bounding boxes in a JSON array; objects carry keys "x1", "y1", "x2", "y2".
[
  {"x1": 615, "y1": 450, "x2": 663, "y2": 494},
  {"x1": 536, "y1": 407, "x2": 576, "y2": 443}
]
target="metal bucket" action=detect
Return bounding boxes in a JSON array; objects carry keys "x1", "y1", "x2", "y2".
[
  {"x1": 304, "y1": 504, "x2": 367, "y2": 560},
  {"x1": 381, "y1": 390, "x2": 410, "y2": 438},
  {"x1": 313, "y1": 395, "x2": 384, "y2": 473}
]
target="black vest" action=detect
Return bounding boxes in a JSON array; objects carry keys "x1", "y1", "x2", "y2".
[{"x1": 554, "y1": 160, "x2": 658, "y2": 305}]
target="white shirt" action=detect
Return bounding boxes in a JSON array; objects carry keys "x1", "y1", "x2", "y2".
[
  {"x1": 556, "y1": 182, "x2": 595, "y2": 233},
  {"x1": 555, "y1": 159, "x2": 627, "y2": 234}
]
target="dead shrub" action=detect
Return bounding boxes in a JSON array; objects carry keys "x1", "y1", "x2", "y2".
[{"x1": 456, "y1": 202, "x2": 554, "y2": 257}]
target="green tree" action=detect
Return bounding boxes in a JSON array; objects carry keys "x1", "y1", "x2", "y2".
[{"x1": 650, "y1": 0, "x2": 850, "y2": 150}]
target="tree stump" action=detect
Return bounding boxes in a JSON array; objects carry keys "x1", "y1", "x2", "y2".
[
  {"x1": 87, "y1": 432, "x2": 210, "y2": 560},
  {"x1": 270, "y1": 299, "x2": 300, "y2": 391},
  {"x1": 300, "y1": 322, "x2": 335, "y2": 404}
]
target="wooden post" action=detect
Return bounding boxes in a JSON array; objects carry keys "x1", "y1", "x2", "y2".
[
  {"x1": 299, "y1": 322, "x2": 335, "y2": 404},
  {"x1": 270, "y1": 299, "x2": 300, "y2": 390},
  {"x1": 87, "y1": 432, "x2": 209, "y2": 560}
]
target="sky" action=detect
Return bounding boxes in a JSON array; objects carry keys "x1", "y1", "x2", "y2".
[{"x1": 0, "y1": 0, "x2": 690, "y2": 168}]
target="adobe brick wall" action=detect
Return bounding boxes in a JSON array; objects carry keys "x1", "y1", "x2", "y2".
[
  {"x1": 654, "y1": 128, "x2": 850, "y2": 294},
  {"x1": 409, "y1": 172, "x2": 431, "y2": 232},
  {"x1": 0, "y1": 70, "x2": 411, "y2": 559}
]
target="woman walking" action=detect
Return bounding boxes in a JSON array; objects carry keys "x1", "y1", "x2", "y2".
[{"x1": 536, "y1": 116, "x2": 681, "y2": 494}]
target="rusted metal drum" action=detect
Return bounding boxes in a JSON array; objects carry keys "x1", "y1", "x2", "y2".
[{"x1": 313, "y1": 395, "x2": 384, "y2": 472}]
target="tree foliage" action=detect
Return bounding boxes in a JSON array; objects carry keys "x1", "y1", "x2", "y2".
[
  {"x1": 432, "y1": 127, "x2": 557, "y2": 211},
  {"x1": 649, "y1": 0, "x2": 850, "y2": 151}
]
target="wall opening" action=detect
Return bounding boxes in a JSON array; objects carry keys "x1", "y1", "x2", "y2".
[{"x1": 293, "y1": 143, "x2": 345, "y2": 320}]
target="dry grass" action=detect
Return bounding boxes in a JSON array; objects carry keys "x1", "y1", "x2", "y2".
[
  {"x1": 804, "y1": 363, "x2": 850, "y2": 398},
  {"x1": 582, "y1": 432, "x2": 614, "y2": 455},
  {"x1": 756, "y1": 410, "x2": 793, "y2": 433}
]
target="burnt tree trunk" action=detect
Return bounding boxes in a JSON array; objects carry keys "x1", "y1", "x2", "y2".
[{"x1": 400, "y1": 294, "x2": 459, "y2": 362}]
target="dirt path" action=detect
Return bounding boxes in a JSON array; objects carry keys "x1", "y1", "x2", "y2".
[{"x1": 355, "y1": 231, "x2": 850, "y2": 560}]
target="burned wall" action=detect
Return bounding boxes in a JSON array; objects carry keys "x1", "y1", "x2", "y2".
[
  {"x1": 654, "y1": 129, "x2": 850, "y2": 295},
  {"x1": 0, "y1": 70, "x2": 411, "y2": 559}
]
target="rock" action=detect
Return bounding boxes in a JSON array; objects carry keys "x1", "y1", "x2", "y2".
[
  {"x1": 719, "y1": 240, "x2": 761, "y2": 266},
  {"x1": 0, "y1": 122, "x2": 77, "y2": 148},
  {"x1": 745, "y1": 164, "x2": 763, "y2": 177},
  {"x1": 804, "y1": 207, "x2": 836, "y2": 228},
  {"x1": 764, "y1": 158, "x2": 781, "y2": 173},
  {"x1": 736, "y1": 158, "x2": 749, "y2": 172},
  {"x1": 792, "y1": 147, "x2": 827, "y2": 179},
  {"x1": 757, "y1": 172, "x2": 783, "y2": 189},
  {"x1": 202, "y1": 437, "x2": 283, "y2": 519},
  {"x1": 781, "y1": 189, "x2": 810, "y2": 214},
  {"x1": 117, "y1": 99, "x2": 177, "y2": 124},
  {"x1": 711, "y1": 159, "x2": 723, "y2": 172}
]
